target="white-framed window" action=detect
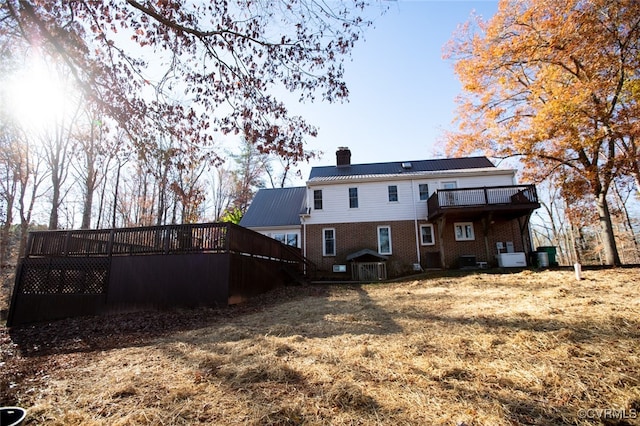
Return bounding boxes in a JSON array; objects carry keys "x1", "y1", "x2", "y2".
[
  {"x1": 349, "y1": 187, "x2": 359, "y2": 208},
  {"x1": 454, "y1": 222, "x2": 475, "y2": 241},
  {"x1": 418, "y1": 183, "x2": 429, "y2": 201},
  {"x1": 420, "y1": 224, "x2": 435, "y2": 245},
  {"x1": 442, "y1": 181, "x2": 458, "y2": 206},
  {"x1": 377, "y1": 226, "x2": 392, "y2": 255},
  {"x1": 323, "y1": 228, "x2": 336, "y2": 256},
  {"x1": 388, "y1": 185, "x2": 398, "y2": 202},
  {"x1": 272, "y1": 233, "x2": 299, "y2": 247},
  {"x1": 286, "y1": 233, "x2": 298, "y2": 247}
]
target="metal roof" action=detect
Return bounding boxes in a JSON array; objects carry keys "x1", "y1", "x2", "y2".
[
  {"x1": 239, "y1": 186, "x2": 307, "y2": 228},
  {"x1": 307, "y1": 167, "x2": 509, "y2": 183},
  {"x1": 308, "y1": 156, "x2": 495, "y2": 180}
]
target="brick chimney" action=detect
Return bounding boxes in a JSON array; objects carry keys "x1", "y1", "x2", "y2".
[{"x1": 336, "y1": 147, "x2": 351, "y2": 167}]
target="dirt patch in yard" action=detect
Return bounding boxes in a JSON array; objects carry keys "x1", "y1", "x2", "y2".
[{"x1": 1, "y1": 269, "x2": 639, "y2": 425}]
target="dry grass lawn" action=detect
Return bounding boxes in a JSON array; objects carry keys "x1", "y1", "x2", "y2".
[{"x1": 1, "y1": 268, "x2": 640, "y2": 425}]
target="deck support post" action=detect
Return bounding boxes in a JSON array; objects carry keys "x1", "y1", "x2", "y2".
[
  {"x1": 437, "y1": 216, "x2": 447, "y2": 269},
  {"x1": 518, "y1": 213, "x2": 533, "y2": 254},
  {"x1": 482, "y1": 213, "x2": 493, "y2": 266}
]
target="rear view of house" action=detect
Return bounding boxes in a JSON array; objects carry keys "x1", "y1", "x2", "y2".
[{"x1": 241, "y1": 148, "x2": 540, "y2": 279}]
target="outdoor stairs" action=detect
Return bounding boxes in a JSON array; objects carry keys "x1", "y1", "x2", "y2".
[{"x1": 281, "y1": 265, "x2": 310, "y2": 286}]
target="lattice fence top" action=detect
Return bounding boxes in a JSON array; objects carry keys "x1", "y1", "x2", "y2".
[{"x1": 19, "y1": 257, "x2": 109, "y2": 295}]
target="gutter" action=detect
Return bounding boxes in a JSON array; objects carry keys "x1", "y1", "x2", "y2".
[{"x1": 306, "y1": 167, "x2": 516, "y2": 186}]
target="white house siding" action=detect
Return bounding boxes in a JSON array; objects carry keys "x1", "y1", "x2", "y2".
[
  {"x1": 307, "y1": 181, "x2": 423, "y2": 224},
  {"x1": 301, "y1": 168, "x2": 529, "y2": 277},
  {"x1": 429, "y1": 173, "x2": 515, "y2": 190},
  {"x1": 305, "y1": 170, "x2": 516, "y2": 226}
]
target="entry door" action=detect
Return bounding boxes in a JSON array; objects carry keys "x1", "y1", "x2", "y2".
[{"x1": 442, "y1": 181, "x2": 458, "y2": 206}]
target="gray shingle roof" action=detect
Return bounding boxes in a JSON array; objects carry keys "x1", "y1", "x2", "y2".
[
  {"x1": 239, "y1": 186, "x2": 307, "y2": 228},
  {"x1": 308, "y1": 156, "x2": 495, "y2": 180}
]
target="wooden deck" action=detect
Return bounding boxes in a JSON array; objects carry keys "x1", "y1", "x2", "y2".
[
  {"x1": 427, "y1": 185, "x2": 540, "y2": 221},
  {"x1": 8, "y1": 223, "x2": 312, "y2": 326}
]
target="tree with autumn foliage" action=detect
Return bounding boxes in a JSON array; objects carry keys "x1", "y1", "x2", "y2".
[
  {"x1": 445, "y1": 0, "x2": 640, "y2": 266},
  {"x1": 1, "y1": 0, "x2": 377, "y2": 171}
]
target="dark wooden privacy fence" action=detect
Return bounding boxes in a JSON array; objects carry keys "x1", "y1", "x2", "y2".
[{"x1": 8, "y1": 223, "x2": 311, "y2": 326}]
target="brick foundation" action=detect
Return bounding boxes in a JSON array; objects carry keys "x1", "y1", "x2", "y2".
[{"x1": 305, "y1": 216, "x2": 532, "y2": 278}]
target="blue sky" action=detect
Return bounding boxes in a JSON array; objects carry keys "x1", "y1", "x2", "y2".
[{"x1": 287, "y1": 0, "x2": 499, "y2": 185}]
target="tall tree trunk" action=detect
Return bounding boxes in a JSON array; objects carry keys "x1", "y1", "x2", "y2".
[
  {"x1": 18, "y1": 171, "x2": 40, "y2": 258},
  {"x1": 112, "y1": 160, "x2": 122, "y2": 228},
  {"x1": 595, "y1": 192, "x2": 621, "y2": 266},
  {"x1": 81, "y1": 182, "x2": 94, "y2": 229},
  {"x1": 0, "y1": 162, "x2": 17, "y2": 266},
  {"x1": 46, "y1": 111, "x2": 76, "y2": 230},
  {"x1": 140, "y1": 172, "x2": 148, "y2": 225},
  {"x1": 0, "y1": 196, "x2": 13, "y2": 266},
  {"x1": 80, "y1": 130, "x2": 96, "y2": 229},
  {"x1": 49, "y1": 164, "x2": 60, "y2": 230},
  {"x1": 157, "y1": 162, "x2": 169, "y2": 226},
  {"x1": 569, "y1": 222, "x2": 581, "y2": 264},
  {"x1": 94, "y1": 154, "x2": 113, "y2": 229},
  {"x1": 612, "y1": 180, "x2": 640, "y2": 262}
]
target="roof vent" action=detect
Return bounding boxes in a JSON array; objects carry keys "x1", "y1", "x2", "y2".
[{"x1": 401, "y1": 162, "x2": 412, "y2": 169}]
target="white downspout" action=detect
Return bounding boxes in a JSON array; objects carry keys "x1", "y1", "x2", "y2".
[
  {"x1": 411, "y1": 179, "x2": 421, "y2": 267},
  {"x1": 303, "y1": 186, "x2": 310, "y2": 262},
  {"x1": 302, "y1": 216, "x2": 307, "y2": 259}
]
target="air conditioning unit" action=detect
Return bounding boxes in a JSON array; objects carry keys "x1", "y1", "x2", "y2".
[
  {"x1": 459, "y1": 255, "x2": 477, "y2": 269},
  {"x1": 497, "y1": 253, "x2": 526, "y2": 267}
]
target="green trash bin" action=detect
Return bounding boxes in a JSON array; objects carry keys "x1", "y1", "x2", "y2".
[{"x1": 537, "y1": 246, "x2": 558, "y2": 266}]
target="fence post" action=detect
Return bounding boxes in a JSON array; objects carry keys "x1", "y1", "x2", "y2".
[
  {"x1": 164, "y1": 226, "x2": 171, "y2": 254},
  {"x1": 108, "y1": 229, "x2": 115, "y2": 257},
  {"x1": 64, "y1": 231, "x2": 72, "y2": 256},
  {"x1": 25, "y1": 232, "x2": 35, "y2": 258},
  {"x1": 483, "y1": 187, "x2": 489, "y2": 205},
  {"x1": 224, "y1": 223, "x2": 231, "y2": 252}
]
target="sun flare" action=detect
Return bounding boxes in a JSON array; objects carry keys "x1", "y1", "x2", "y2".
[{"x1": 5, "y1": 56, "x2": 79, "y2": 134}]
